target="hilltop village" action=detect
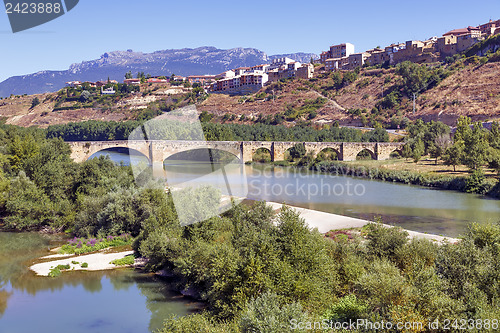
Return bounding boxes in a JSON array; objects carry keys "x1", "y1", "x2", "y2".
[{"x1": 62, "y1": 18, "x2": 500, "y2": 97}]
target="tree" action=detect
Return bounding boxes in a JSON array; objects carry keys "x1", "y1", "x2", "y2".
[
  {"x1": 443, "y1": 143, "x2": 463, "y2": 172},
  {"x1": 430, "y1": 134, "x2": 452, "y2": 164},
  {"x1": 289, "y1": 143, "x2": 306, "y2": 161},
  {"x1": 460, "y1": 121, "x2": 489, "y2": 170},
  {"x1": 396, "y1": 61, "x2": 431, "y2": 96},
  {"x1": 125, "y1": 71, "x2": 133, "y2": 79},
  {"x1": 4, "y1": 171, "x2": 54, "y2": 230},
  {"x1": 412, "y1": 138, "x2": 425, "y2": 162},
  {"x1": 31, "y1": 97, "x2": 40, "y2": 109},
  {"x1": 342, "y1": 71, "x2": 358, "y2": 86}
]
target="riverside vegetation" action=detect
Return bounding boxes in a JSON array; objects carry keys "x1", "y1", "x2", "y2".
[{"x1": 0, "y1": 121, "x2": 499, "y2": 332}]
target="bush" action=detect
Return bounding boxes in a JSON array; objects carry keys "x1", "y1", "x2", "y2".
[
  {"x1": 240, "y1": 292, "x2": 309, "y2": 333},
  {"x1": 365, "y1": 222, "x2": 409, "y2": 260},
  {"x1": 48, "y1": 267, "x2": 61, "y2": 278},
  {"x1": 31, "y1": 97, "x2": 40, "y2": 108},
  {"x1": 161, "y1": 313, "x2": 236, "y2": 333},
  {"x1": 110, "y1": 255, "x2": 135, "y2": 266},
  {"x1": 59, "y1": 234, "x2": 133, "y2": 255},
  {"x1": 356, "y1": 259, "x2": 411, "y2": 314},
  {"x1": 465, "y1": 169, "x2": 486, "y2": 193},
  {"x1": 323, "y1": 295, "x2": 367, "y2": 323}
]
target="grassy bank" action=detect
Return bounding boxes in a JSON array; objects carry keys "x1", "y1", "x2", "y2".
[{"x1": 309, "y1": 159, "x2": 500, "y2": 198}]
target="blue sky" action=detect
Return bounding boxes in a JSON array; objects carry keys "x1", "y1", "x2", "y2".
[{"x1": 1, "y1": 0, "x2": 500, "y2": 82}]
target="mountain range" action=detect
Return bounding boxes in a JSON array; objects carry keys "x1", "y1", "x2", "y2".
[{"x1": 0, "y1": 47, "x2": 317, "y2": 97}]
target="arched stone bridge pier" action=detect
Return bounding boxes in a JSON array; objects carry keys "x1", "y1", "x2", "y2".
[{"x1": 67, "y1": 140, "x2": 404, "y2": 167}]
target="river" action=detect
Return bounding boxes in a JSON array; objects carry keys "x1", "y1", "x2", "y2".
[
  {"x1": 94, "y1": 149, "x2": 500, "y2": 238},
  {"x1": 0, "y1": 232, "x2": 202, "y2": 333},
  {"x1": 2, "y1": 149, "x2": 497, "y2": 332}
]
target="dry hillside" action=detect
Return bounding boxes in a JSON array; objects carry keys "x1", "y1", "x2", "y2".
[
  {"x1": 0, "y1": 85, "x2": 192, "y2": 127},
  {"x1": 199, "y1": 61, "x2": 500, "y2": 127},
  {"x1": 0, "y1": 60, "x2": 499, "y2": 128}
]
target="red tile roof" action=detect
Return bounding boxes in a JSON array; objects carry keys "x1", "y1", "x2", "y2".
[{"x1": 444, "y1": 26, "x2": 480, "y2": 36}]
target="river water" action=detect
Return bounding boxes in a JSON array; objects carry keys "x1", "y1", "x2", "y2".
[
  {"x1": 93, "y1": 149, "x2": 500, "y2": 238},
  {"x1": 0, "y1": 233, "x2": 201, "y2": 333},
  {"x1": 3, "y1": 149, "x2": 497, "y2": 332}
]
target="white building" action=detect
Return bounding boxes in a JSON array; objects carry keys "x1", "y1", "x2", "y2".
[{"x1": 268, "y1": 57, "x2": 295, "y2": 71}]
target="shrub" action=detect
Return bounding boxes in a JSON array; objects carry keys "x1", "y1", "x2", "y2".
[
  {"x1": 365, "y1": 222, "x2": 409, "y2": 260},
  {"x1": 161, "y1": 313, "x2": 236, "y2": 333},
  {"x1": 110, "y1": 255, "x2": 135, "y2": 266},
  {"x1": 48, "y1": 267, "x2": 61, "y2": 278},
  {"x1": 240, "y1": 292, "x2": 309, "y2": 333},
  {"x1": 465, "y1": 169, "x2": 486, "y2": 193},
  {"x1": 59, "y1": 234, "x2": 133, "y2": 255},
  {"x1": 31, "y1": 97, "x2": 40, "y2": 108},
  {"x1": 81, "y1": 262, "x2": 88, "y2": 268},
  {"x1": 323, "y1": 295, "x2": 367, "y2": 323},
  {"x1": 356, "y1": 259, "x2": 411, "y2": 314},
  {"x1": 48, "y1": 264, "x2": 71, "y2": 277}
]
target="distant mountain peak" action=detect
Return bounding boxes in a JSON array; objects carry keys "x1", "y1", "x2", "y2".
[{"x1": 0, "y1": 46, "x2": 317, "y2": 97}]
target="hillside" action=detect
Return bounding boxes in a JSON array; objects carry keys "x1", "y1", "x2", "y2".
[
  {"x1": 0, "y1": 84, "x2": 193, "y2": 127},
  {"x1": 0, "y1": 47, "x2": 317, "y2": 97},
  {"x1": 1, "y1": 56, "x2": 500, "y2": 128},
  {"x1": 199, "y1": 60, "x2": 500, "y2": 126}
]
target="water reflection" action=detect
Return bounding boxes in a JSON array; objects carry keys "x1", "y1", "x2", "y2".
[{"x1": 0, "y1": 233, "x2": 202, "y2": 333}]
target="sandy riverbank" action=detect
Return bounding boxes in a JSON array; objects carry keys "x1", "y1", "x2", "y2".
[
  {"x1": 266, "y1": 201, "x2": 459, "y2": 244},
  {"x1": 30, "y1": 250, "x2": 135, "y2": 276}
]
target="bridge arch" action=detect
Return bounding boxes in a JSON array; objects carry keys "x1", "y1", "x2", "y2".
[
  {"x1": 154, "y1": 141, "x2": 243, "y2": 163},
  {"x1": 252, "y1": 147, "x2": 272, "y2": 163},
  {"x1": 88, "y1": 147, "x2": 151, "y2": 164},
  {"x1": 356, "y1": 148, "x2": 376, "y2": 160},
  {"x1": 316, "y1": 147, "x2": 340, "y2": 161}
]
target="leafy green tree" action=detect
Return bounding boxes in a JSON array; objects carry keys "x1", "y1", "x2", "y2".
[
  {"x1": 124, "y1": 71, "x2": 133, "y2": 79},
  {"x1": 443, "y1": 143, "x2": 464, "y2": 172},
  {"x1": 331, "y1": 72, "x2": 343, "y2": 88},
  {"x1": 396, "y1": 61, "x2": 431, "y2": 96},
  {"x1": 289, "y1": 143, "x2": 306, "y2": 160},
  {"x1": 461, "y1": 121, "x2": 489, "y2": 170},
  {"x1": 4, "y1": 172, "x2": 54, "y2": 230},
  {"x1": 342, "y1": 71, "x2": 358, "y2": 86},
  {"x1": 361, "y1": 128, "x2": 389, "y2": 142},
  {"x1": 412, "y1": 138, "x2": 425, "y2": 162},
  {"x1": 30, "y1": 97, "x2": 40, "y2": 109}
]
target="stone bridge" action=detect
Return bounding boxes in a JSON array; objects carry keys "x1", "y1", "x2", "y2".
[{"x1": 68, "y1": 140, "x2": 404, "y2": 172}]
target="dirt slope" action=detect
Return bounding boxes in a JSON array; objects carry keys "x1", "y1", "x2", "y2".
[{"x1": 0, "y1": 62, "x2": 499, "y2": 128}]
